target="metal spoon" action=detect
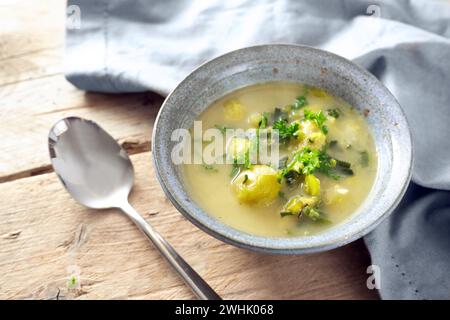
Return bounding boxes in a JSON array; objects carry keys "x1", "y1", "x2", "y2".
[{"x1": 48, "y1": 117, "x2": 221, "y2": 300}]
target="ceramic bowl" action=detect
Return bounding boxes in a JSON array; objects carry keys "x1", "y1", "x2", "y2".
[{"x1": 152, "y1": 44, "x2": 413, "y2": 254}]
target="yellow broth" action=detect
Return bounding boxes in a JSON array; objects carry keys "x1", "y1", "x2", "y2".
[{"x1": 182, "y1": 82, "x2": 377, "y2": 237}]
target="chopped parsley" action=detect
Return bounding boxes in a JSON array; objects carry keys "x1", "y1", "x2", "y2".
[
  {"x1": 284, "y1": 147, "x2": 321, "y2": 176},
  {"x1": 301, "y1": 206, "x2": 330, "y2": 223},
  {"x1": 327, "y1": 108, "x2": 341, "y2": 118},
  {"x1": 316, "y1": 151, "x2": 339, "y2": 179},
  {"x1": 273, "y1": 119, "x2": 299, "y2": 143},
  {"x1": 304, "y1": 109, "x2": 328, "y2": 134},
  {"x1": 291, "y1": 87, "x2": 309, "y2": 110},
  {"x1": 279, "y1": 146, "x2": 353, "y2": 181},
  {"x1": 292, "y1": 95, "x2": 308, "y2": 110},
  {"x1": 317, "y1": 151, "x2": 354, "y2": 179},
  {"x1": 259, "y1": 112, "x2": 269, "y2": 129}
]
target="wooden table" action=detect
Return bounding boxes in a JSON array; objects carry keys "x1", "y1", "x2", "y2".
[{"x1": 0, "y1": 0, "x2": 378, "y2": 299}]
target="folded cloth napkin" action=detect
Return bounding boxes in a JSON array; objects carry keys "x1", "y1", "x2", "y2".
[{"x1": 65, "y1": 0, "x2": 450, "y2": 299}]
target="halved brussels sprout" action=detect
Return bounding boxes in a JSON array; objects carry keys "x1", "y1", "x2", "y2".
[
  {"x1": 297, "y1": 120, "x2": 326, "y2": 150},
  {"x1": 232, "y1": 165, "x2": 281, "y2": 206}
]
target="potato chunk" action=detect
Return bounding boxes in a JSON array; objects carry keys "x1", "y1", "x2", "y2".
[
  {"x1": 223, "y1": 100, "x2": 245, "y2": 121},
  {"x1": 232, "y1": 165, "x2": 281, "y2": 206},
  {"x1": 304, "y1": 174, "x2": 321, "y2": 196}
]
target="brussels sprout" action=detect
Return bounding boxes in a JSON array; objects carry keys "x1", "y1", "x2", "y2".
[
  {"x1": 307, "y1": 132, "x2": 326, "y2": 150},
  {"x1": 297, "y1": 120, "x2": 326, "y2": 150},
  {"x1": 232, "y1": 165, "x2": 281, "y2": 206}
]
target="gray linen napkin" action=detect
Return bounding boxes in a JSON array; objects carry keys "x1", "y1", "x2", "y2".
[{"x1": 65, "y1": 0, "x2": 450, "y2": 299}]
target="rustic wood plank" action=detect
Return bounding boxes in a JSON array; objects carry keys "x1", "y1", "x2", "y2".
[
  {"x1": 0, "y1": 151, "x2": 378, "y2": 300},
  {"x1": 0, "y1": 46, "x2": 62, "y2": 87},
  {"x1": 0, "y1": 0, "x2": 378, "y2": 300},
  {"x1": 0, "y1": 74, "x2": 163, "y2": 181},
  {"x1": 0, "y1": 0, "x2": 64, "y2": 86},
  {"x1": 0, "y1": 0, "x2": 65, "y2": 60},
  {"x1": 0, "y1": 0, "x2": 164, "y2": 181}
]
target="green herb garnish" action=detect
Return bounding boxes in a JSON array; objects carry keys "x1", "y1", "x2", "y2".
[
  {"x1": 291, "y1": 87, "x2": 309, "y2": 110},
  {"x1": 273, "y1": 119, "x2": 299, "y2": 143},
  {"x1": 304, "y1": 109, "x2": 328, "y2": 134},
  {"x1": 327, "y1": 108, "x2": 341, "y2": 118},
  {"x1": 259, "y1": 112, "x2": 269, "y2": 129},
  {"x1": 283, "y1": 147, "x2": 321, "y2": 176},
  {"x1": 317, "y1": 151, "x2": 354, "y2": 179},
  {"x1": 292, "y1": 95, "x2": 308, "y2": 110},
  {"x1": 279, "y1": 146, "x2": 352, "y2": 181},
  {"x1": 301, "y1": 206, "x2": 331, "y2": 223},
  {"x1": 317, "y1": 151, "x2": 340, "y2": 180}
]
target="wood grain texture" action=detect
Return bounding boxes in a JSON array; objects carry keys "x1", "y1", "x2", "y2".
[
  {"x1": 0, "y1": 0, "x2": 379, "y2": 300},
  {"x1": 0, "y1": 0, "x2": 64, "y2": 83},
  {"x1": 0, "y1": 74, "x2": 163, "y2": 181},
  {"x1": 0, "y1": 0, "x2": 163, "y2": 180},
  {"x1": 0, "y1": 152, "x2": 378, "y2": 300}
]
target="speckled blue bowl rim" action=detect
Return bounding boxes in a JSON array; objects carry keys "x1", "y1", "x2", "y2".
[{"x1": 152, "y1": 44, "x2": 413, "y2": 254}]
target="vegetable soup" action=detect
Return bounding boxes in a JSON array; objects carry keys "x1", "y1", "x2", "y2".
[{"x1": 182, "y1": 82, "x2": 377, "y2": 237}]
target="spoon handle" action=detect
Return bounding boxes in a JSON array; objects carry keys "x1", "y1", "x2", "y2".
[{"x1": 120, "y1": 202, "x2": 221, "y2": 300}]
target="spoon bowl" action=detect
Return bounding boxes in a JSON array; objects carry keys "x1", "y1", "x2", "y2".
[
  {"x1": 48, "y1": 116, "x2": 220, "y2": 300},
  {"x1": 49, "y1": 117, "x2": 133, "y2": 208}
]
